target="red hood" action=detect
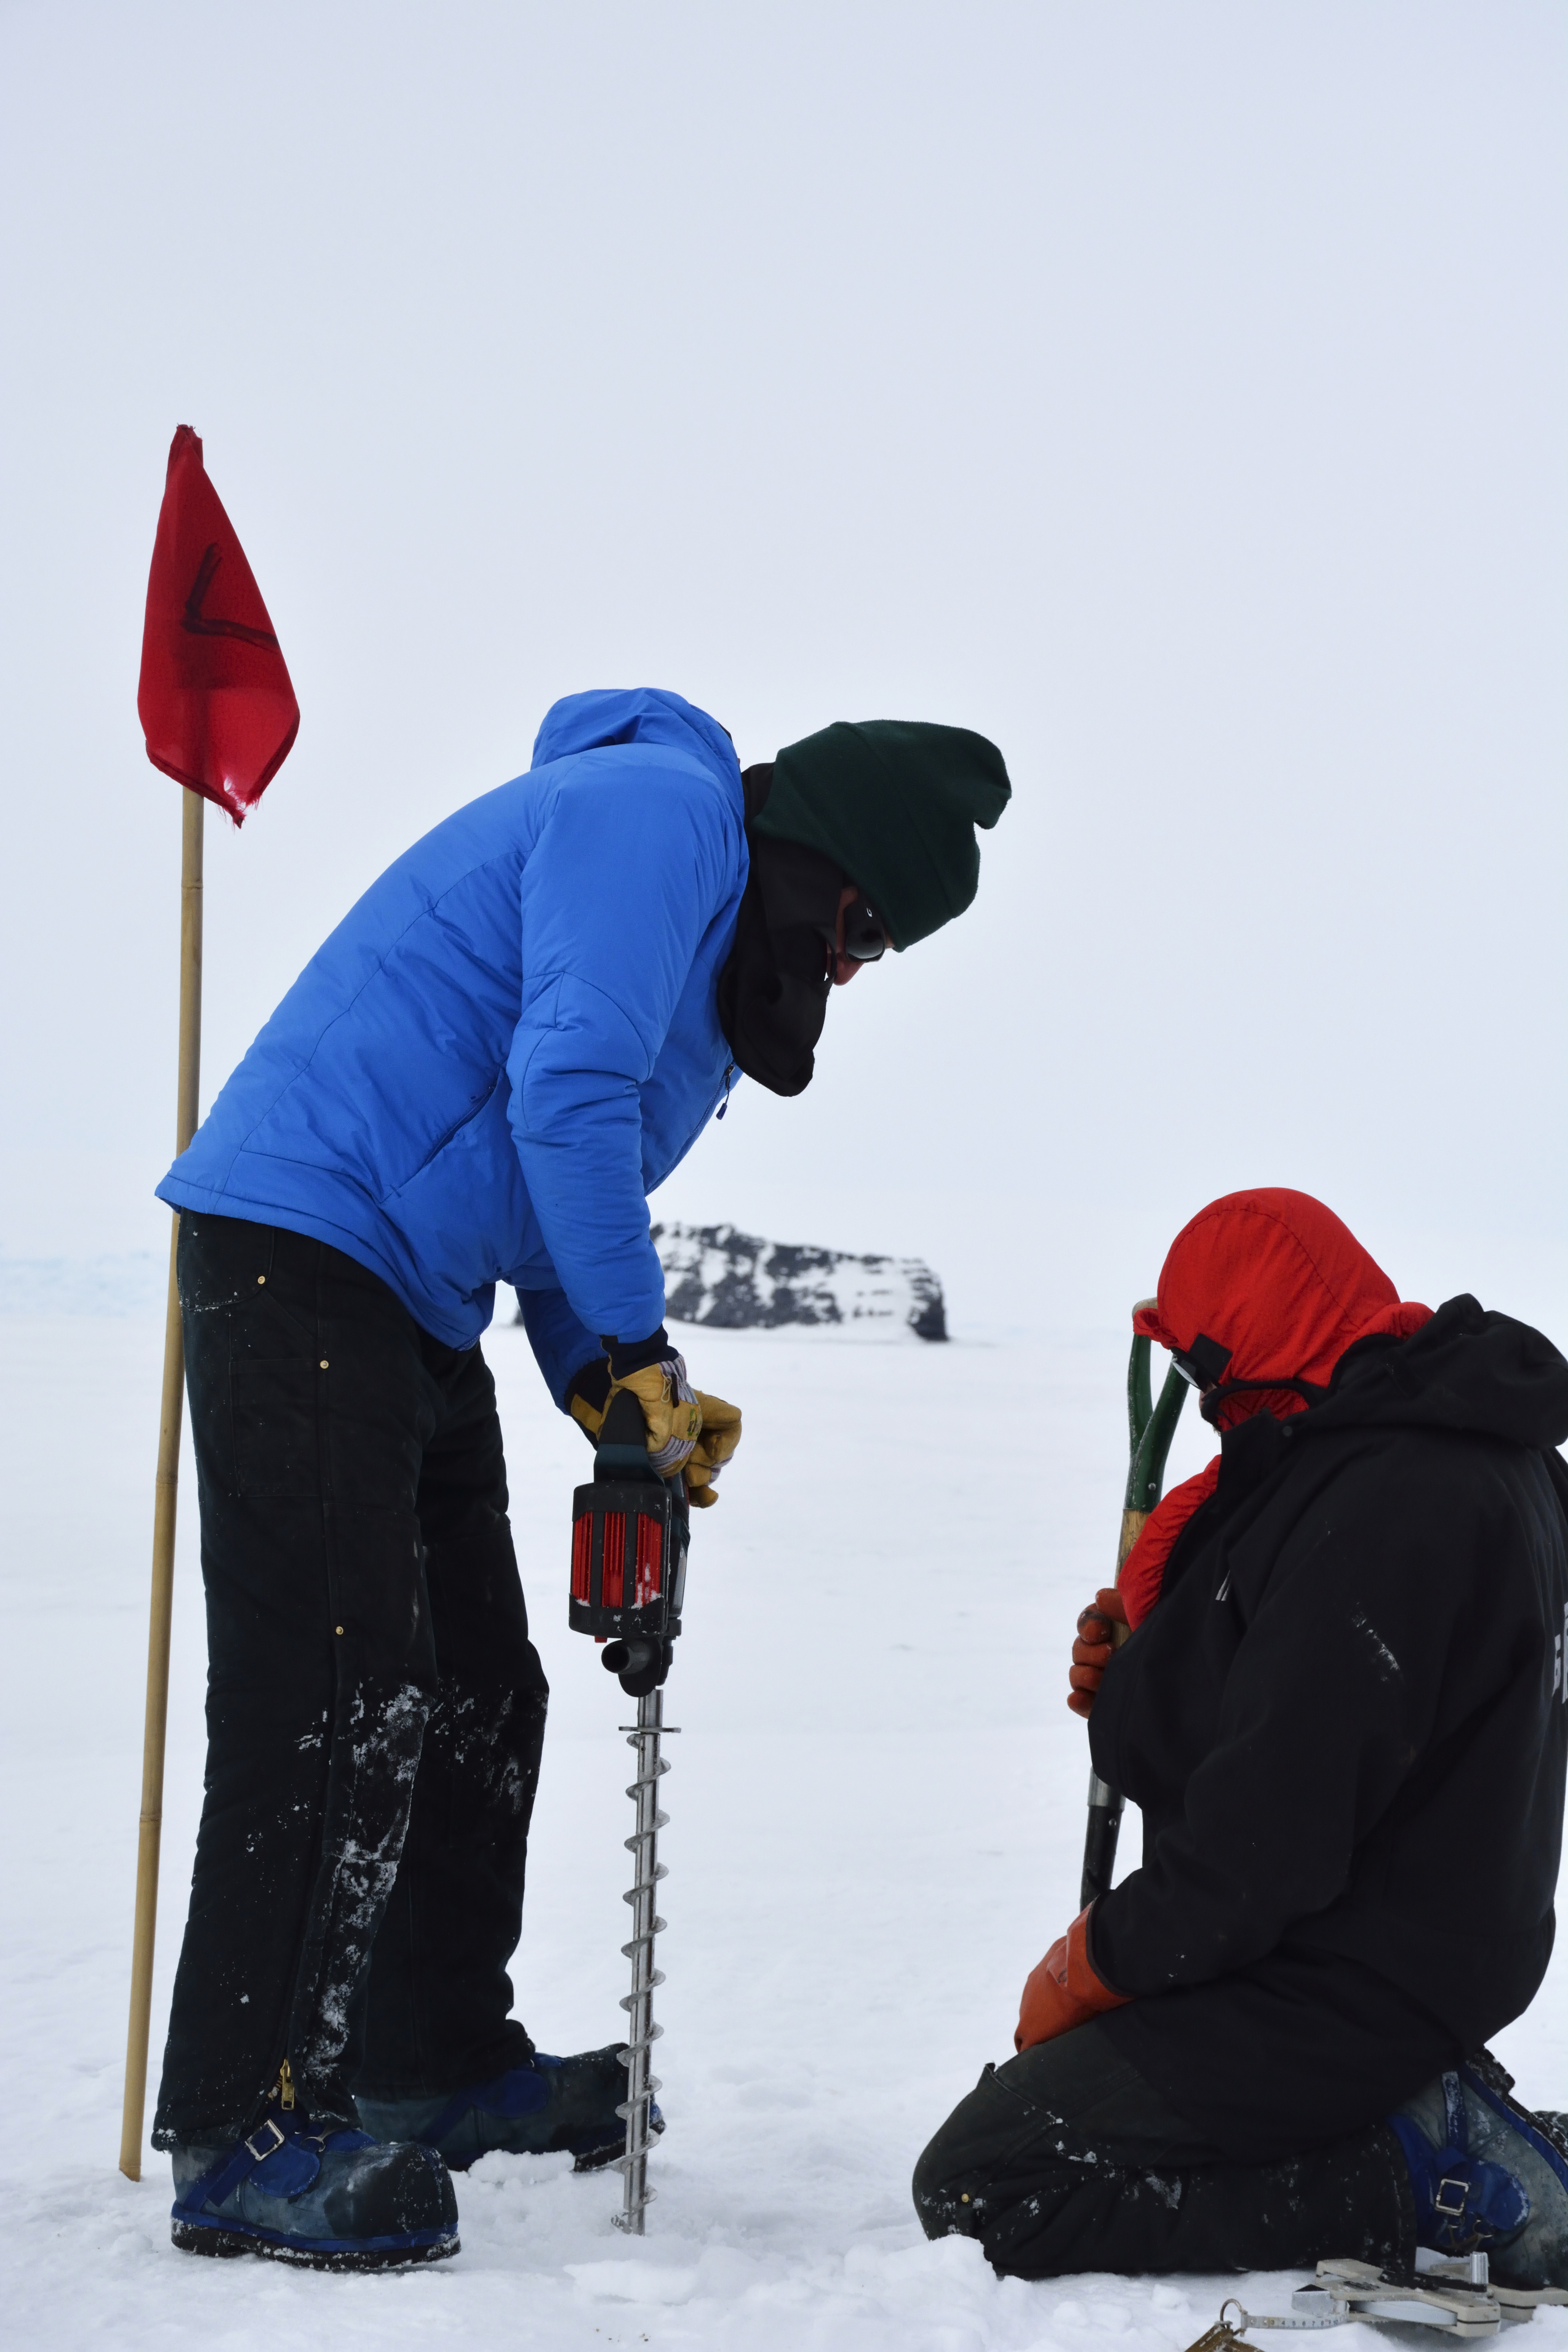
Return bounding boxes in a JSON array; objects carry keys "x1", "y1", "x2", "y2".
[
  {"x1": 1132, "y1": 1188, "x2": 1431, "y2": 1430},
  {"x1": 1117, "y1": 1190, "x2": 1431, "y2": 1629}
]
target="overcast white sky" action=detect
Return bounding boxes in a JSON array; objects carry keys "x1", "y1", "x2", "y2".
[{"x1": 0, "y1": 1, "x2": 1563, "y2": 1336}]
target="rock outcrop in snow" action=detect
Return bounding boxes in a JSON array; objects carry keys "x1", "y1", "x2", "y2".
[{"x1": 650, "y1": 1221, "x2": 947, "y2": 1342}]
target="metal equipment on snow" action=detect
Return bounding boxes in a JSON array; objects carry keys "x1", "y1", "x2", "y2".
[
  {"x1": 1079, "y1": 1303, "x2": 1187, "y2": 1911},
  {"x1": 1177, "y1": 2245, "x2": 1564, "y2": 2344},
  {"x1": 570, "y1": 1388, "x2": 692, "y2": 2234},
  {"x1": 615, "y1": 1689, "x2": 675, "y2": 2233}
]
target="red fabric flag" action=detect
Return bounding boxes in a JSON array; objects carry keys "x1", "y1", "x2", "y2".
[{"x1": 137, "y1": 426, "x2": 299, "y2": 822}]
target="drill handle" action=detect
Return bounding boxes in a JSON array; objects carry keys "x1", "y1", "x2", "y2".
[{"x1": 594, "y1": 1388, "x2": 662, "y2": 1481}]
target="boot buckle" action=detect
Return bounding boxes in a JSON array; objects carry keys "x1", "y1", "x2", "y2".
[{"x1": 243, "y1": 2116, "x2": 286, "y2": 2163}]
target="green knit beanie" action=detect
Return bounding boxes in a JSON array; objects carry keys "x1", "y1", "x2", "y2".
[{"x1": 754, "y1": 720, "x2": 1011, "y2": 947}]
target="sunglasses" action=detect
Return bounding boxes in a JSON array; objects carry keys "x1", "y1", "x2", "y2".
[
  {"x1": 839, "y1": 897, "x2": 887, "y2": 963},
  {"x1": 1170, "y1": 1332, "x2": 1233, "y2": 1390}
]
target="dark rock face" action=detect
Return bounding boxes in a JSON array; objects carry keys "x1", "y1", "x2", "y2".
[{"x1": 649, "y1": 1221, "x2": 947, "y2": 1342}]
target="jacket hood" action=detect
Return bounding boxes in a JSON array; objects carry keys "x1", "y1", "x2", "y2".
[
  {"x1": 1315, "y1": 1293, "x2": 1568, "y2": 1451},
  {"x1": 1116, "y1": 1195, "x2": 1568, "y2": 1631},
  {"x1": 531, "y1": 688, "x2": 743, "y2": 805},
  {"x1": 1134, "y1": 1188, "x2": 1432, "y2": 1427}
]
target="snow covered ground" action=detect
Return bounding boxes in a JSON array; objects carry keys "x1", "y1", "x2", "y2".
[{"x1": 6, "y1": 1269, "x2": 1568, "y2": 2350}]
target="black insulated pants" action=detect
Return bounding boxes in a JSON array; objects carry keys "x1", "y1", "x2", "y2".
[
  {"x1": 152, "y1": 1214, "x2": 549, "y2": 2149},
  {"x1": 913, "y1": 2024, "x2": 1414, "y2": 2279}
]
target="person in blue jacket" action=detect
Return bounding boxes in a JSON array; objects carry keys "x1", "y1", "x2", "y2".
[{"x1": 153, "y1": 685, "x2": 1010, "y2": 2270}]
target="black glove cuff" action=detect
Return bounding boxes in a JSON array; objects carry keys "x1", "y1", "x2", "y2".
[
  {"x1": 565, "y1": 1357, "x2": 612, "y2": 1415},
  {"x1": 601, "y1": 1327, "x2": 672, "y2": 1381}
]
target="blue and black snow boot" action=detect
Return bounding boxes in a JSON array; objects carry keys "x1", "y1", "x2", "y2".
[
  {"x1": 1388, "y1": 2055, "x2": 1568, "y2": 2299},
  {"x1": 356, "y1": 2045, "x2": 662, "y2": 2174},
  {"x1": 170, "y1": 2110, "x2": 459, "y2": 2270}
]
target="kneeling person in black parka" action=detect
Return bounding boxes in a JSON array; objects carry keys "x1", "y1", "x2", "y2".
[{"x1": 915, "y1": 1188, "x2": 1568, "y2": 2291}]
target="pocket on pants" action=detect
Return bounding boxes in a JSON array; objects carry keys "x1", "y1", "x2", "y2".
[{"x1": 232, "y1": 1357, "x2": 323, "y2": 1498}]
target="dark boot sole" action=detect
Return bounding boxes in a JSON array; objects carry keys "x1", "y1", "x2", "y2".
[{"x1": 171, "y1": 2220, "x2": 459, "y2": 2272}]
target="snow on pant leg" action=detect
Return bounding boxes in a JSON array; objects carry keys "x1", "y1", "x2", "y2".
[
  {"x1": 152, "y1": 1215, "x2": 441, "y2": 2149},
  {"x1": 355, "y1": 1340, "x2": 550, "y2": 2100},
  {"x1": 912, "y1": 2023, "x2": 1414, "y2": 2279}
]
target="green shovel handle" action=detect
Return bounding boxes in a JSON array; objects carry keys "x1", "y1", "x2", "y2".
[{"x1": 1080, "y1": 1313, "x2": 1187, "y2": 1910}]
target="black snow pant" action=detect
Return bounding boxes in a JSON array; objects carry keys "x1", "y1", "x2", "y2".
[
  {"x1": 152, "y1": 1214, "x2": 550, "y2": 2150},
  {"x1": 913, "y1": 2024, "x2": 1416, "y2": 2279}
]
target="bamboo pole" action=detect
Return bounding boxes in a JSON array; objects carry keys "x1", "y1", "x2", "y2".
[{"x1": 118, "y1": 786, "x2": 203, "y2": 2181}]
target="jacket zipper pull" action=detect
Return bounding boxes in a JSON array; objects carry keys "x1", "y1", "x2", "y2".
[
  {"x1": 278, "y1": 2058, "x2": 296, "y2": 2111},
  {"x1": 717, "y1": 1062, "x2": 734, "y2": 1120}
]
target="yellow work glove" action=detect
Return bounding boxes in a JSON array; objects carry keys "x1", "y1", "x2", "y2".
[
  {"x1": 683, "y1": 1390, "x2": 742, "y2": 1508},
  {"x1": 569, "y1": 1355, "x2": 742, "y2": 1504},
  {"x1": 608, "y1": 1357, "x2": 703, "y2": 1480}
]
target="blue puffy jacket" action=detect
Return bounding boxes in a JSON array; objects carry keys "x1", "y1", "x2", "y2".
[{"x1": 158, "y1": 688, "x2": 747, "y2": 1404}]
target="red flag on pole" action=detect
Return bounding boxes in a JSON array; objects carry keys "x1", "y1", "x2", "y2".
[
  {"x1": 120, "y1": 425, "x2": 302, "y2": 2185},
  {"x1": 136, "y1": 425, "x2": 299, "y2": 821}
]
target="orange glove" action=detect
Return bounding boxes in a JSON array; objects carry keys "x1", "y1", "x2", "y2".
[
  {"x1": 1067, "y1": 1587, "x2": 1128, "y2": 1719},
  {"x1": 1015, "y1": 1904, "x2": 1131, "y2": 2052}
]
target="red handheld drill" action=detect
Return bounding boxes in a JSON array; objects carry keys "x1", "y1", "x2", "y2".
[{"x1": 570, "y1": 1387, "x2": 691, "y2": 1696}]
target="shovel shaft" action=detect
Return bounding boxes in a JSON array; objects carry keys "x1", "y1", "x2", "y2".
[{"x1": 1079, "y1": 1324, "x2": 1186, "y2": 1911}]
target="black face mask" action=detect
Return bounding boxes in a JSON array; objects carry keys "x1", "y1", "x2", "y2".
[{"x1": 717, "y1": 779, "x2": 846, "y2": 1097}]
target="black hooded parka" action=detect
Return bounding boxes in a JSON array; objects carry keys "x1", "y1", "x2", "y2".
[{"x1": 1089, "y1": 1296, "x2": 1568, "y2": 2162}]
